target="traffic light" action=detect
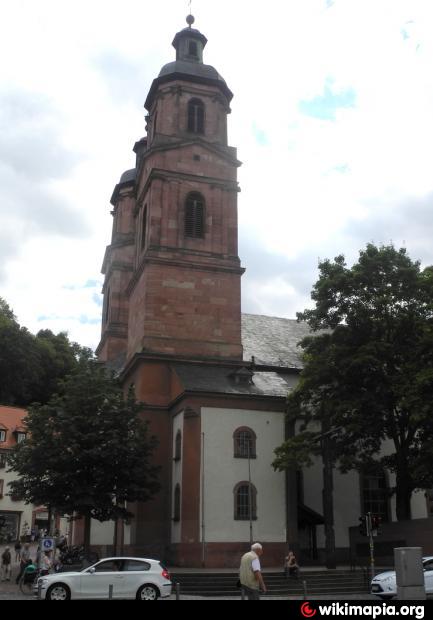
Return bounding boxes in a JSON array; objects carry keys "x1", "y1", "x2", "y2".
[
  {"x1": 371, "y1": 515, "x2": 382, "y2": 535},
  {"x1": 359, "y1": 515, "x2": 369, "y2": 536}
]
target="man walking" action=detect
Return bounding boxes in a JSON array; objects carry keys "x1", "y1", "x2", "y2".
[{"x1": 239, "y1": 542, "x2": 267, "y2": 600}]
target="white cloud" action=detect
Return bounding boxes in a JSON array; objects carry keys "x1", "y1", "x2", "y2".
[{"x1": 1, "y1": 0, "x2": 433, "y2": 348}]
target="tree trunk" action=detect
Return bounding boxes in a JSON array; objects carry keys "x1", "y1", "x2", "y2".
[
  {"x1": 322, "y1": 434, "x2": 336, "y2": 569},
  {"x1": 83, "y1": 513, "x2": 91, "y2": 553},
  {"x1": 395, "y1": 466, "x2": 412, "y2": 521}
]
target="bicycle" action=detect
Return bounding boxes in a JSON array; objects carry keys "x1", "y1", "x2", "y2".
[{"x1": 19, "y1": 568, "x2": 40, "y2": 596}]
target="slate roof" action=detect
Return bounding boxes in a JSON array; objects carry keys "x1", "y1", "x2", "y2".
[
  {"x1": 171, "y1": 363, "x2": 292, "y2": 398},
  {"x1": 242, "y1": 314, "x2": 311, "y2": 369}
]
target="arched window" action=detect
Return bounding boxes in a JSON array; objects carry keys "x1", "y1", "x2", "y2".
[
  {"x1": 173, "y1": 484, "x2": 181, "y2": 522},
  {"x1": 233, "y1": 427, "x2": 256, "y2": 459},
  {"x1": 184, "y1": 192, "x2": 205, "y2": 239},
  {"x1": 174, "y1": 430, "x2": 182, "y2": 461},
  {"x1": 104, "y1": 289, "x2": 110, "y2": 325},
  {"x1": 187, "y1": 98, "x2": 205, "y2": 134},
  {"x1": 234, "y1": 482, "x2": 257, "y2": 521},
  {"x1": 361, "y1": 468, "x2": 390, "y2": 522},
  {"x1": 140, "y1": 205, "x2": 147, "y2": 251}
]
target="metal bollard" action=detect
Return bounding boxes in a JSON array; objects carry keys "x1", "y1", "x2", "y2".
[
  {"x1": 175, "y1": 582, "x2": 180, "y2": 600},
  {"x1": 302, "y1": 580, "x2": 308, "y2": 600},
  {"x1": 241, "y1": 586, "x2": 245, "y2": 600},
  {"x1": 38, "y1": 581, "x2": 43, "y2": 600},
  {"x1": 108, "y1": 584, "x2": 113, "y2": 599}
]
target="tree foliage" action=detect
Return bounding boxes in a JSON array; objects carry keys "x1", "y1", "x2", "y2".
[
  {"x1": 0, "y1": 297, "x2": 91, "y2": 406},
  {"x1": 273, "y1": 244, "x2": 433, "y2": 520},
  {"x1": 7, "y1": 361, "x2": 160, "y2": 544}
]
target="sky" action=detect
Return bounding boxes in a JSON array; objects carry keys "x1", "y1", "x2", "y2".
[{"x1": 1, "y1": 0, "x2": 433, "y2": 350}]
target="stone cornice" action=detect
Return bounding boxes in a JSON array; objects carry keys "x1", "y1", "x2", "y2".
[
  {"x1": 144, "y1": 137, "x2": 241, "y2": 168},
  {"x1": 136, "y1": 167, "x2": 239, "y2": 207}
]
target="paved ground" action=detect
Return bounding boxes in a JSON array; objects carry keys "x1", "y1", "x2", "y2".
[{"x1": 0, "y1": 543, "x2": 419, "y2": 601}]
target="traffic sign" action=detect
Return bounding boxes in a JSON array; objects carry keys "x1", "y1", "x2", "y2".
[{"x1": 42, "y1": 537, "x2": 55, "y2": 551}]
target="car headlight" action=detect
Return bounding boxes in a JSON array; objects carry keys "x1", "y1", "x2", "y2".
[
  {"x1": 381, "y1": 576, "x2": 395, "y2": 583},
  {"x1": 38, "y1": 578, "x2": 49, "y2": 586}
]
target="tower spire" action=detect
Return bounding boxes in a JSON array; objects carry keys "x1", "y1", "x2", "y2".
[{"x1": 186, "y1": 0, "x2": 194, "y2": 28}]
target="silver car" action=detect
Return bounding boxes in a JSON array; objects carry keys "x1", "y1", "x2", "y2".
[
  {"x1": 35, "y1": 557, "x2": 172, "y2": 600},
  {"x1": 371, "y1": 556, "x2": 433, "y2": 599}
]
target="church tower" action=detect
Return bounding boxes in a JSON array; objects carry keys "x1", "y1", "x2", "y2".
[
  {"x1": 96, "y1": 17, "x2": 253, "y2": 564},
  {"x1": 97, "y1": 15, "x2": 244, "y2": 366}
]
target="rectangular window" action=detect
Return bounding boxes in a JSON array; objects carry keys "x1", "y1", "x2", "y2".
[
  {"x1": 362, "y1": 472, "x2": 389, "y2": 523},
  {"x1": 0, "y1": 453, "x2": 6, "y2": 469},
  {"x1": 0, "y1": 430, "x2": 5, "y2": 443},
  {"x1": 17, "y1": 433, "x2": 26, "y2": 444},
  {"x1": 0, "y1": 479, "x2": 4, "y2": 497}
]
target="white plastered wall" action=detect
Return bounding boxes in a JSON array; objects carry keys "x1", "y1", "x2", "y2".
[{"x1": 201, "y1": 407, "x2": 286, "y2": 543}]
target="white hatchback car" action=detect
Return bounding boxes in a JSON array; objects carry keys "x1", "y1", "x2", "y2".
[
  {"x1": 371, "y1": 556, "x2": 433, "y2": 599},
  {"x1": 35, "y1": 557, "x2": 172, "y2": 600}
]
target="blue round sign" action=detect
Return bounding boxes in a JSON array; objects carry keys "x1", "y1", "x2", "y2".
[{"x1": 42, "y1": 537, "x2": 55, "y2": 550}]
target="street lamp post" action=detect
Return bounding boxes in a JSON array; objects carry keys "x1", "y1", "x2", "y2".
[{"x1": 248, "y1": 440, "x2": 253, "y2": 545}]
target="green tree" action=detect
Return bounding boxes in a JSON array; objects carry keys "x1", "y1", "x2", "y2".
[
  {"x1": 273, "y1": 244, "x2": 433, "y2": 521},
  {"x1": 0, "y1": 297, "x2": 91, "y2": 406},
  {"x1": 7, "y1": 361, "x2": 160, "y2": 549}
]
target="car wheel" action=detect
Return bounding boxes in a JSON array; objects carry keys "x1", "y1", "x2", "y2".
[
  {"x1": 46, "y1": 583, "x2": 71, "y2": 601},
  {"x1": 137, "y1": 584, "x2": 159, "y2": 600}
]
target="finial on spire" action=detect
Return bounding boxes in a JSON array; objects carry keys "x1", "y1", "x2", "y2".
[{"x1": 186, "y1": 0, "x2": 194, "y2": 27}]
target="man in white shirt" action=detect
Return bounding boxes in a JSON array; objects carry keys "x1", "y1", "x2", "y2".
[{"x1": 239, "y1": 542, "x2": 267, "y2": 600}]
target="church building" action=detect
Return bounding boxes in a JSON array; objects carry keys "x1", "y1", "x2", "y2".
[{"x1": 95, "y1": 17, "x2": 431, "y2": 567}]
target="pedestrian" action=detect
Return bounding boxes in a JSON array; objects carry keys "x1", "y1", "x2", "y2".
[
  {"x1": 239, "y1": 542, "x2": 266, "y2": 600},
  {"x1": 40, "y1": 550, "x2": 53, "y2": 575},
  {"x1": 284, "y1": 550, "x2": 300, "y2": 578},
  {"x1": 1, "y1": 546, "x2": 12, "y2": 581},
  {"x1": 16, "y1": 543, "x2": 32, "y2": 584},
  {"x1": 14, "y1": 539, "x2": 22, "y2": 563}
]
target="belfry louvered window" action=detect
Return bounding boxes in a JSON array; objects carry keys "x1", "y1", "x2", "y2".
[
  {"x1": 187, "y1": 98, "x2": 205, "y2": 134},
  {"x1": 185, "y1": 193, "x2": 205, "y2": 239}
]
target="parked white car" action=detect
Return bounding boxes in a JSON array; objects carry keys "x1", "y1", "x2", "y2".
[
  {"x1": 371, "y1": 556, "x2": 433, "y2": 599},
  {"x1": 35, "y1": 557, "x2": 172, "y2": 600}
]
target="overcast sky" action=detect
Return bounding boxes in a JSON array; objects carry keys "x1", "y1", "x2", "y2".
[{"x1": 1, "y1": 0, "x2": 433, "y2": 350}]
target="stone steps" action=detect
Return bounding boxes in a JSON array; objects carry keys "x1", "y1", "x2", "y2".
[{"x1": 171, "y1": 569, "x2": 371, "y2": 597}]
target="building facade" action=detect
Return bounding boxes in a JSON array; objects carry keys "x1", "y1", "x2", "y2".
[
  {"x1": 95, "y1": 17, "x2": 431, "y2": 567},
  {"x1": 0, "y1": 406, "x2": 47, "y2": 542}
]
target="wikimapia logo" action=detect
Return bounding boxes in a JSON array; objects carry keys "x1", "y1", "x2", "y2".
[{"x1": 299, "y1": 603, "x2": 425, "y2": 620}]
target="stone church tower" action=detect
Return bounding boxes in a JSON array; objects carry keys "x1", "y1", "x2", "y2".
[
  {"x1": 97, "y1": 17, "x2": 309, "y2": 568},
  {"x1": 97, "y1": 16, "x2": 243, "y2": 366}
]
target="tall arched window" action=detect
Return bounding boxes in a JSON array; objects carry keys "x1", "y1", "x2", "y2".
[
  {"x1": 361, "y1": 468, "x2": 390, "y2": 522},
  {"x1": 104, "y1": 289, "x2": 110, "y2": 325},
  {"x1": 173, "y1": 484, "x2": 181, "y2": 522},
  {"x1": 140, "y1": 205, "x2": 147, "y2": 251},
  {"x1": 185, "y1": 192, "x2": 205, "y2": 239},
  {"x1": 187, "y1": 98, "x2": 205, "y2": 134},
  {"x1": 233, "y1": 427, "x2": 256, "y2": 459},
  {"x1": 234, "y1": 482, "x2": 257, "y2": 521},
  {"x1": 174, "y1": 430, "x2": 182, "y2": 461}
]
